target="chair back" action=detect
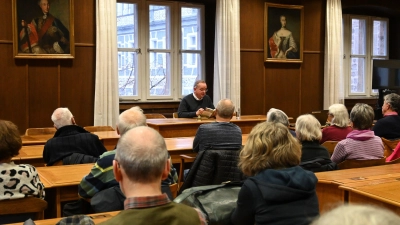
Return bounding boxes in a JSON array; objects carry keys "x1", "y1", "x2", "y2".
[
  {"x1": 337, "y1": 158, "x2": 386, "y2": 170},
  {"x1": 145, "y1": 114, "x2": 166, "y2": 119},
  {"x1": 169, "y1": 183, "x2": 179, "y2": 199},
  {"x1": 311, "y1": 110, "x2": 329, "y2": 126},
  {"x1": 0, "y1": 197, "x2": 47, "y2": 223},
  {"x1": 381, "y1": 138, "x2": 400, "y2": 157},
  {"x1": 83, "y1": 126, "x2": 115, "y2": 132},
  {"x1": 179, "y1": 149, "x2": 245, "y2": 194},
  {"x1": 25, "y1": 127, "x2": 56, "y2": 136},
  {"x1": 321, "y1": 141, "x2": 339, "y2": 155}
]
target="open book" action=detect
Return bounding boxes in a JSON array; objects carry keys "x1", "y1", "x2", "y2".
[{"x1": 200, "y1": 107, "x2": 216, "y2": 119}]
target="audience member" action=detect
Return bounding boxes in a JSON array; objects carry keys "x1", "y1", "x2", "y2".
[
  {"x1": 296, "y1": 114, "x2": 337, "y2": 172},
  {"x1": 0, "y1": 120, "x2": 45, "y2": 200},
  {"x1": 98, "y1": 126, "x2": 206, "y2": 225},
  {"x1": 43, "y1": 108, "x2": 107, "y2": 166},
  {"x1": 311, "y1": 204, "x2": 400, "y2": 225},
  {"x1": 373, "y1": 93, "x2": 400, "y2": 139},
  {"x1": 266, "y1": 108, "x2": 296, "y2": 137},
  {"x1": 178, "y1": 80, "x2": 215, "y2": 118},
  {"x1": 331, "y1": 103, "x2": 384, "y2": 164},
  {"x1": 193, "y1": 98, "x2": 242, "y2": 152},
  {"x1": 78, "y1": 106, "x2": 177, "y2": 200},
  {"x1": 320, "y1": 104, "x2": 352, "y2": 143},
  {"x1": 231, "y1": 122, "x2": 319, "y2": 225}
]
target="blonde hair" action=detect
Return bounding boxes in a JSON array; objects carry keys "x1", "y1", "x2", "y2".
[
  {"x1": 296, "y1": 114, "x2": 322, "y2": 142},
  {"x1": 239, "y1": 122, "x2": 301, "y2": 176},
  {"x1": 329, "y1": 104, "x2": 349, "y2": 127}
]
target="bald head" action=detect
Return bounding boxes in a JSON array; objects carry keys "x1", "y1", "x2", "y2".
[
  {"x1": 216, "y1": 99, "x2": 235, "y2": 119},
  {"x1": 117, "y1": 106, "x2": 147, "y2": 136},
  {"x1": 51, "y1": 107, "x2": 74, "y2": 129},
  {"x1": 115, "y1": 126, "x2": 168, "y2": 182}
]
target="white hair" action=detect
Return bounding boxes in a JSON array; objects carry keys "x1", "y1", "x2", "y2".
[
  {"x1": 51, "y1": 108, "x2": 73, "y2": 129},
  {"x1": 117, "y1": 106, "x2": 147, "y2": 136}
]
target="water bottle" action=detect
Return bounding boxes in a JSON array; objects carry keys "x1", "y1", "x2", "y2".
[{"x1": 236, "y1": 108, "x2": 241, "y2": 119}]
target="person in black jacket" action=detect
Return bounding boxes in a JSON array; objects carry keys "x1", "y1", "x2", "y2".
[
  {"x1": 177, "y1": 80, "x2": 214, "y2": 118},
  {"x1": 296, "y1": 114, "x2": 337, "y2": 172},
  {"x1": 43, "y1": 107, "x2": 107, "y2": 166},
  {"x1": 231, "y1": 122, "x2": 319, "y2": 225}
]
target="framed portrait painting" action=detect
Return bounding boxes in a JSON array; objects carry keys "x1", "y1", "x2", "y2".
[
  {"x1": 264, "y1": 3, "x2": 303, "y2": 63},
  {"x1": 12, "y1": 0, "x2": 74, "y2": 59}
]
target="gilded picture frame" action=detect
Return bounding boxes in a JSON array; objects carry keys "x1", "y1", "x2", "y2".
[
  {"x1": 12, "y1": 0, "x2": 74, "y2": 59},
  {"x1": 264, "y1": 3, "x2": 303, "y2": 63}
]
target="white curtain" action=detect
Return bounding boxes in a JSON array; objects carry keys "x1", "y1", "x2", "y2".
[
  {"x1": 213, "y1": 0, "x2": 241, "y2": 110},
  {"x1": 94, "y1": 0, "x2": 119, "y2": 127},
  {"x1": 323, "y1": 0, "x2": 344, "y2": 109}
]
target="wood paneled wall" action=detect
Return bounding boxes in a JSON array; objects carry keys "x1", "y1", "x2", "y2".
[
  {"x1": 0, "y1": 1, "x2": 96, "y2": 134},
  {"x1": 240, "y1": 0, "x2": 325, "y2": 119}
]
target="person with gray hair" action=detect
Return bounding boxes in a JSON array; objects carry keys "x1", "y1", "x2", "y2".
[
  {"x1": 331, "y1": 103, "x2": 384, "y2": 164},
  {"x1": 373, "y1": 93, "x2": 400, "y2": 139},
  {"x1": 43, "y1": 107, "x2": 107, "y2": 166},
  {"x1": 79, "y1": 106, "x2": 178, "y2": 201},
  {"x1": 98, "y1": 127, "x2": 206, "y2": 225},
  {"x1": 296, "y1": 114, "x2": 337, "y2": 172},
  {"x1": 177, "y1": 80, "x2": 215, "y2": 118},
  {"x1": 320, "y1": 104, "x2": 352, "y2": 143},
  {"x1": 311, "y1": 204, "x2": 400, "y2": 225},
  {"x1": 193, "y1": 98, "x2": 242, "y2": 152},
  {"x1": 266, "y1": 108, "x2": 296, "y2": 137}
]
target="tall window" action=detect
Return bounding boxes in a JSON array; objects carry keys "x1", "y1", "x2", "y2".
[
  {"x1": 117, "y1": 1, "x2": 205, "y2": 101},
  {"x1": 343, "y1": 15, "x2": 388, "y2": 97}
]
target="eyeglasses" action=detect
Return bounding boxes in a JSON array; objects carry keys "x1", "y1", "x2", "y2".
[{"x1": 199, "y1": 89, "x2": 208, "y2": 92}]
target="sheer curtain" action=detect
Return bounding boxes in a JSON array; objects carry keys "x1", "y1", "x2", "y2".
[
  {"x1": 323, "y1": 0, "x2": 344, "y2": 109},
  {"x1": 93, "y1": 0, "x2": 119, "y2": 127},
  {"x1": 213, "y1": 0, "x2": 241, "y2": 110}
]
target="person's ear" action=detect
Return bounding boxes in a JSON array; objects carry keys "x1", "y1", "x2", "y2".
[
  {"x1": 161, "y1": 159, "x2": 171, "y2": 180},
  {"x1": 113, "y1": 160, "x2": 123, "y2": 182},
  {"x1": 53, "y1": 125, "x2": 58, "y2": 130},
  {"x1": 71, "y1": 117, "x2": 76, "y2": 125},
  {"x1": 116, "y1": 126, "x2": 120, "y2": 135}
]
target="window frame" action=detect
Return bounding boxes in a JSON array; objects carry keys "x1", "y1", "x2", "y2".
[
  {"x1": 343, "y1": 14, "x2": 389, "y2": 97},
  {"x1": 117, "y1": 0, "x2": 205, "y2": 102}
]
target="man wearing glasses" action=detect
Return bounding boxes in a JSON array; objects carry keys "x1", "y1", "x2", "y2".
[{"x1": 178, "y1": 80, "x2": 215, "y2": 118}]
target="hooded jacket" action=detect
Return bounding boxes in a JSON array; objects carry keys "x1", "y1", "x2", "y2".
[
  {"x1": 330, "y1": 130, "x2": 384, "y2": 164},
  {"x1": 231, "y1": 166, "x2": 319, "y2": 225}
]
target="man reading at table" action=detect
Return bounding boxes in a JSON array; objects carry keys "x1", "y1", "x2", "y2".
[
  {"x1": 98, "y1": 126, "x2": 206, "y2": 225},
  {"x1": 178, "y1": 80, "x2": 215, "y2": 118}
]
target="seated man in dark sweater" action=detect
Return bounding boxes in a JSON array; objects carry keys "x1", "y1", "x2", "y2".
[
  {"x1": 193, "y1": 99, "x2": 242, "y2": 152},
  {"x1": 43, "y1": 108, "x2": 107, "y2": 166},
  {"x1": 178, "y1": 80, "x2": 215, "y2": 118},
  {"x1": 373, "y1": 93, "x2": 400, "y2": 140}
]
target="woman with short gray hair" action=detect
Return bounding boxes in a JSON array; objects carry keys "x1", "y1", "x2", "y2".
[
  {"x1": 331, "y1": 103, "x2": 384, "y2": 164},
  {"x1": 296, "y1": 114, "x2": 337, "y2": 172},
  {"x1": 320, "y1": 104, "x2": 352, "y2": 143}
]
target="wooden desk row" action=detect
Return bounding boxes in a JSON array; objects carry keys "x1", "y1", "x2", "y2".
[
  {"x1": 15, "y1": 135, "x2": 249, "y2": 167},
  {"x1": 315, "y1": 164, "x2": 400, "y2": 214},
  {"x1": 21, "y1": 115, "x2": 265, "y2": 147}
]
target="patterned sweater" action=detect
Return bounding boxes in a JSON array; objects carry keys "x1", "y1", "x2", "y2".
[
  {"x1": 193, "y1": 122, "x2": 242, "y2": 152},
  {"x1": 331, "y1": 130, "x2": 384, "y2": 164},
  {"x1": 0, "y1": 162, "x2": 45, "y2": 200}
]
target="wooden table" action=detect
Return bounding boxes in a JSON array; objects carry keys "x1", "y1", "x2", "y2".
[
  {"x1": 146, "y1": 115, "x2": 265, "y2": 138},
  {"x1": 21, "y1": 135, "x2": 53, "y2": 145},
  {"x1": 15, "y1": 134, "x2": 249, "y2": 166},
  {"x1": 315, "y1": 164, "x2": 400, "y2": 213},
  {"x1": 37, "y1": 164, "x2": 95, "y2": 218},
  {"x1": 339, "y1": 174, "x2": 400, "y2": 215},
  {"x1": 93, "y1": 131, "x2": 120, "y2": 150},
  {"x1": 7, "y1": 211, "x2": 120, "y2": 225}
]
